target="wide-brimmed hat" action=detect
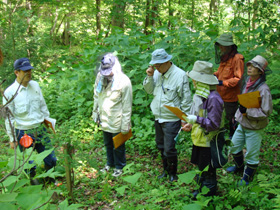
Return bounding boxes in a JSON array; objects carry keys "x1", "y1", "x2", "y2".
[
  {"x1": 14, "y1": 58, "x2": 34, "y2": 71},
  {"x1": 149, "y1": 49, "x2": 172, "y2": 64},
  {"x1": 246, "y1": 55, "x2": 268, "y2": 72},
  {"x1": 215, "y1": 33, "x2": 235, "y2": 46},
  {"x1": 100, "y1": 53, "x2": 115, "y2": 76},
  {"x1": 187, "y1": 61, "x2": 218, "y2": 85}
]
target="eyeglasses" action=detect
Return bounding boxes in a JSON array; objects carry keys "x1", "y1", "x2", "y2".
[{"x1": 153, "y1": 63, "x2": 163, "y2": 69}]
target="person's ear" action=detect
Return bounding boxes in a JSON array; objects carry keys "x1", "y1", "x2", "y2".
[{"x1": 14, "y1": 70, "x2": 19, "y2": 76}]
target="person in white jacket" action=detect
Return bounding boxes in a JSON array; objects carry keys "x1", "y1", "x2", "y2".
[
  {"x1": 143, "y1": 49, "x2": 192, "y2": 182},
  {"x1": 92, "y1": 53, "x2": 132, "y2": 177},
  {"x1": 3, "y1": 58, "x2": 57, "y2": 185}
]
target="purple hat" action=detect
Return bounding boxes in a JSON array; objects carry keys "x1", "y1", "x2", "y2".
[
  {"x1": 14, "y1": 58, "x2": 34, "y2": 71},
  {"x1": 100, "y1": 53, "x2": 115, "y2": 76}
]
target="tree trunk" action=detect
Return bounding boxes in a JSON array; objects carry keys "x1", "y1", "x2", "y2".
[
  {"x1": 25, "y1": 0, "x2": 33, "y2": 57},
  {"x1": 96, "y1": 0, "x2": 101, "y2": 37},
  {"x1": 168, "y1": 0, "x2": 173, "y2": 29},
  {"x1": 248, "y1": 0, "x2": 251, "y2": 41},
  {"x1": 61, "y1": 17, "x2": 70, "y2": 46},
  {"x1": 151, "y1": 0, "x2": 158, "y2": 27},
  {"x1": 50, "y1": 7, "x2": 59, "y2": 39},
  {"x1": 0, "y1": 48, "x2": 3, "y2": 65},
  {"x1": 209, "y1": 0, "x2": 218, "y2": 21},
  {"x1": 191, "y1": 0, "x2": 194, "y2": 28},
  {"x1": 64, "y1": 143, "x2": 74, "y2": 199},
  {"x1": 252, "y1": 0, "x2": 257, "y2": 30},
  {"x1": 144, "y1": 0, "x2": 151, "y2": 35},
  {"x1": 111, "y1": 1, "x2": 126, "y2": 29},
  {"x1": 53, "y1": 14, "x2": 66, "y2": 45}
]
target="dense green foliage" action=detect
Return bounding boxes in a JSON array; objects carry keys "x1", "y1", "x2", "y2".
[{"x1": 1, "y1": 0, "x2": 280, "y2": 209}]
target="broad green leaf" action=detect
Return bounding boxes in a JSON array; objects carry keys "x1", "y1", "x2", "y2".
[
  {"x1": 115, "y1": 185, "x2": 128, "y2": 196},
  {"x1": 6, "y1": 179, "x2": 30, "y2": 193},
  {"x1": 232, "y1": 206, "x2": 245, "y2": 210},
  {"x1": 33, "y1": 149, "x2": 54, "y2": 165},
  {"x1": 0, "y1": 202, "x2": 18, "y2": 210},
  {"x1": 66, "y1": 204, "x2": 84, "y2": 210},
  {"x1": 58, "y1": 199, "x2": 69, "y2": 210},
  {"x1": 3, "y1": 176, "x2": 18, "y2": 188},
  {"x1": 133, "y1": 98, "x2": 143, "y2": 105},
  {"x1": 178, "y1": 171, "x2": 196, "y2": 184},
  {"x1": 0, "y1": 161, "x2": 8, "y2": 168},
  {"x1": 19, "y1": 185, "x2": 43, "y2": 194},
  {"x1": 0, "y1": 193, "x2": 18, "y2": 202},
  {"x1": 182, "y1": 204, "x2": 202, "y2": 210},
  {"x1": 16, "y1": 193, "x2": 43, "y2": 210},
  {"x1": 122, "y1": 172, "x2": 142, "y2": 185},
  {"x1": 16, "y1": 191, "x2": 56, "y2": 210}
]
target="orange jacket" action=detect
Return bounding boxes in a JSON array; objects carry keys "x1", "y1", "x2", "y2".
[{"x1": 214, "y1": 54, "x2": 244, "y2": 102}]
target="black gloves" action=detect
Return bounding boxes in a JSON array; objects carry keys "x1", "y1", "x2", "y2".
[
  {"x1": 239, "y1": 105, "x2": 247, "y2": 114},
  {"x1": 218, "y1": 80, "x2": 223, "y2": 86}
]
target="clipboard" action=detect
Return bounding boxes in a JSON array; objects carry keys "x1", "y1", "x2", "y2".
[
  {"x1": 113, "y1": 129, "x2": 133, "y2": 149},
  {"x1": 163, "y1": 105, "x2": 188, "y2": 121},
  {"x1": 44, "y1": 117, "x2": 56, "y2": 133},
  {"x1": 237, "y1": 91, "x2": 261, "y2": 108}
]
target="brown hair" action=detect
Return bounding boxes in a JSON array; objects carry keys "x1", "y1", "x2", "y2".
[{"x1": 0, "y1": 48, "x2": 3, "y2": 65}]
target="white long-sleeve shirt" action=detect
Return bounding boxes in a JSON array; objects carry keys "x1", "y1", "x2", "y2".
[
  {"x1": 3, "y1": 80, "x2": 50, "y2": 142},
  {"x1": 143, "y1": 63, "x2": 192, "y2": 122}
]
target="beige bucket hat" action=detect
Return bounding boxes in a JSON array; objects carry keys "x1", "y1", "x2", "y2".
[{"x1": 187, "y1": 61, "x2": 219, "y2": 85}]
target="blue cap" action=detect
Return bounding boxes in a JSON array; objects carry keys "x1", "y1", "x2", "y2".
[
  {"x1": 14, "y1": 58, "x2": 34, "y2": 71},
  {"x1": 100, "y1": 53, "x2": 115, "y2": 76}
]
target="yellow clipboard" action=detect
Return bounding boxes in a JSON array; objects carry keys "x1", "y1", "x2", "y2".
[
  {"x1": 164, "y1": 105, "x2": 188, "y2": 121},
  {"x1": 113, "y1": 129, "x2": 133, "y2": 149},
  {"x1": 44, "y1": 119, "x2": 56, "y2": 133},
  {"x1": 237, "y1": 91, "x2": 261, "y2": 108}
]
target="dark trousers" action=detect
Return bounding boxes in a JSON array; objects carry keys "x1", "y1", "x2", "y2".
[
  {"x1": 224, "y1": 101, "x2": 238, "y2": 137},
  {"x1": 191, "y1": 145, "x2": 217, "y2": 195},
  {"x1": 16, "y1": 125, "x2": 57, "y2": 175},
  {"x1": 103, "y1": 131, "x2": 126, "y2": 169},
  {"x1": 155, "y1": 120, "x2": 181, "y2": 158}
]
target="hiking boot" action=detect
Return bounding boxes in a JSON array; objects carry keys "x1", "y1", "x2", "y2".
[
  {"x1": 158, "y1": 171, "x2": 168, "y2": 179},
  {"x1": 112, "y1": 169, "x2": 123, "y2": 177},
  {"x1": 100, "y1": 165, "x2": 111, "y2": 173},
  {"x1": 238, "y1": 164, "x2": 258, "y2": 186},
  {"x1": 226, "y1": 151, "x2": 244, "y2": 174},
  {"x1": 169, "y1": 174, "x2": 178, "y2": 182}
]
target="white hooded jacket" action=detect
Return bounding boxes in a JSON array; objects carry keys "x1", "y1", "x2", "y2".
[{"x1": 92, "y1": 57, "x2": 132, "y2": 133}]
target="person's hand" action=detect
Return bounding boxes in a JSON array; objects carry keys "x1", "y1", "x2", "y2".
[
  {"x1": 218, "y1": 80, "x2": 223, "y2": 86},
  {"x1": 92, "y1": 112, "x2": 100, "y2": 126},
  {"x1": 239, "y1": 105, "x2": 247, "y2": 114},
  {"x1": 182, "y1": 123, "x2": 192, "y2": 132},
  {"x1": 10, "y1": 141, "x2": 18, "y2": 149},
  {"x1": 146, "y1": 66, "x2": 155, "y2": 76},
  {"x1": 184, "y1": 115, "x2": 197, "y2": 124}
]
